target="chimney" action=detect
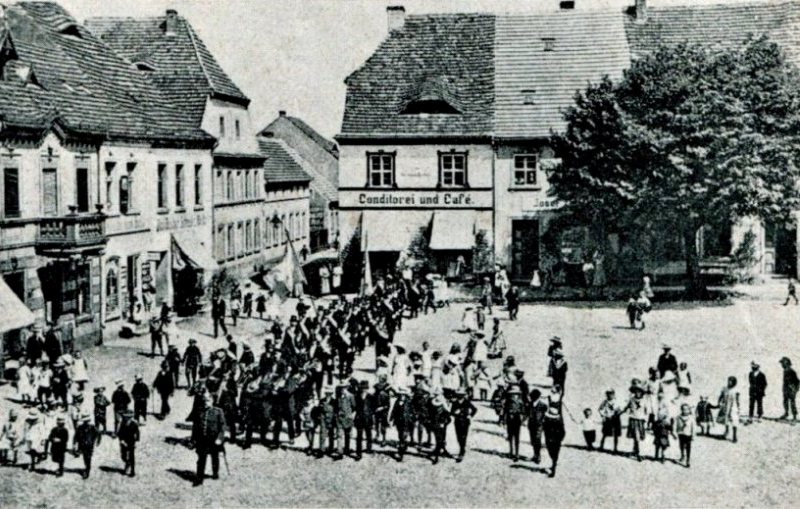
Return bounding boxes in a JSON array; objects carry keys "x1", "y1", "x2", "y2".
[
  {"x1": 387, "y1": 6, "x2": 406, "y2": 33},
  {"x1": 165, "y1": 9, "x2": 178, "y2": 36},
  {"x1": 559, "y1": 1, "x2": 575, "y2": 10},
  {"x1": 279, "y1": 110, "x2": 286, "y2": 117},
  {"x1": 635, "y1": 0, "x2": 647, "y2": 22}
]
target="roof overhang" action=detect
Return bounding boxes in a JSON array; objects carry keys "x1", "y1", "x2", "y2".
[{"x1": 335, "y1": 133, "x2": 493, "y2": 145}]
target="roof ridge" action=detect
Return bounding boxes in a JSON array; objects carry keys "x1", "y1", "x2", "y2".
[{"x1": 184, "y1": 19, "x2": 216, "y2": 95}]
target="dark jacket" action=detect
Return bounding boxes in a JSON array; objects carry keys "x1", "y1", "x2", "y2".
[
  {"x1": 192, "y1": 405, "x2": 226, "y2": 450},
  {"x1": 319, "y1": 397, "x2": 337, "y2": 429},
  {"x1": 527, "y1": 399, "x2": 548, "y2": 430},
  {"x1": 153, "y1": 371, "x2": 174, "y2": 396},
  {"x1": 657, "y1": 353, "x2": 678, "y2": 378},
  {"x1": 390, "y1": 396, "x2": 415, "y2": 429},
  {"x1": 451, "y1": 397, "x2": 477, "y2": 423},
  {"x1": 117, "y1": 419, "x2": 140, "y2": 446},
  {"x1": 112, "y1": 388, "x2": 132, "y2": 412},
  {"x1": 48, "y1": 426, "x2": 69, "y2": 461},
  {"x1": 166, "y1": 350, "x2": 182, "y2": 372},
  {"x1": 75, "y1": 422, "x2": 98, "y2": 453},
  {"x1": 748, "y1": 370, "x2": 768, "y2": 398},
  {"x1": 336, "y1": 390, "x2": 356, "y2": 429},
  {"x1": 784, "y1": 367, "x2": 800, "y2": 395},
  {"x1": 355, "y1": 392, "x2": 376, "y2": 429},
  {"x1": 131, "y1": 381, "x2": 150, "y2": 402},
  {"x1": 183, "y1": 345, "x2": 203, "y2": 368}
]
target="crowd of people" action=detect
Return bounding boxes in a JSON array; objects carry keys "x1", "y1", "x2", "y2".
[{"x1": 1, "y1": 269, "x2": 799, "y2": 486}]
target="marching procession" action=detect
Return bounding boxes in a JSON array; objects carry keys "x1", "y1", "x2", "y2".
[{"x1": 2, "y1": 269, "x2": 799, "y2": 488}]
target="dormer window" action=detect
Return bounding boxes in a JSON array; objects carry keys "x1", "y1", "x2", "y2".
[
  {"x1": 522, "y1": 89, "x2": 536, "y2": 106},
  {"x1": 401, "y1": 75, "x2": 461, "y2": 115},
  {"x1": 58, "y1": 25, "x2": 82, "y2": 38},
  {"x1": 134, "y1": 62, "x2": 156, "y2": 72},
  {"x1": 402, "y1": 99, "x2": 460, "y2": 115},
  {"x1": 542, "y1": 37, "x2": 556, "y2": 52},
  {"x1": 0, "y1": 34, "x2": 19, "y2": 81}
]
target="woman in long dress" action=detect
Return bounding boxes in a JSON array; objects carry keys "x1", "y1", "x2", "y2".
[
  {"x1": 461, "y1": 306, "x2": 478, "y2": 332},
  {"x1": 391, "y1": 345, "x2": 412, "y2": 389},
  {"x1": 717, "y1": 376, "x2": 740, "y2": 443}
]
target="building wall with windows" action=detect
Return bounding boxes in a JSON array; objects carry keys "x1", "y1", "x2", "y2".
[{"x1": 99, "y1": 144, "x2": 214, "y2": 321}]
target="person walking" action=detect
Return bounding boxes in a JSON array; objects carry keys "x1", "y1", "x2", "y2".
[
  {"x1": 780, "y1": 357, "x2": 799, "y2": 420},
  {"x1": 598, "y1": 389, "x2": 622, "y2": 453},
  {"x1": 429, "y1": 394, "x2": 451, "y2": 464},
  {"x1": 153, "y1": 363, "x2": 175, "y2": 419},
  {"x1": 131, "y1": 374, "x2": 150, "y2": 425},
  {"x1": 117, "y1": 410, "x2": 139, "y2": 477},
  {"x1": 783, "y1": 279, "x2": 798, "y2": 305},
  {"x1": 748, "y1": 361, "x2": 767, "y2": 421},
  {"x1": 450, "y1": 388, "x2": 477, "y2": 462},
  {"x1": 183, "y1": 339, "x2": 202, "y2": 389},
  {"x1": 74, "y1": 413, "x2": 98, "y2": 479},
  {"x1": 504, "y1": 384, "x2": 525, "y2": 462},
  {"x1": 212, "y1": 294, "x2": 228, "y2": 338},
  {"x1": 717, "y1": 376, "x2": 740, "y2": 442},
  {"x1": 543, "y1": 385, "x2": 566, "y2": 478},
  {"x1": 46, "y1": 416, "x2": 69, "y2": 476},
  {"x1": 111, "y1": 380, "x2": 132, "y2": 436},
  {"x1": 527, "y1": 389, "x2": 548, "y2": 464},
  {"x1": 354, "y1": 380, "x2": 375, "y2": 460},
  {"x1": 506, "y1": 285, "x2": 519, "y2": 321},
  {"x1": 192, "y1": 392, "x2": 226, "y2": 486},
  {"x1": 624, "y1": 379, "x2": 647, "y2": 461}
]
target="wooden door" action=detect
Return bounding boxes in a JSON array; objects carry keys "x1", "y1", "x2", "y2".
[{"x1": 511, "y1": 219, "x2": 540, "y2": 281}]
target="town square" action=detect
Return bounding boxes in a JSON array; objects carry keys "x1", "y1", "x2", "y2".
[{"x1": 1, "y1": 0, "x2": 800, "y2": 507}]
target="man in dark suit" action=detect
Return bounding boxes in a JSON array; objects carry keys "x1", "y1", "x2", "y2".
[
  {"x1": 117, "y1": 410, "x2": 139, "y2": 477},
  {"x1": 192, "y1": 392, "x2": 226, "y2": 486},
  {"x1": 336, "y1": 382, "x2": 356, "y2": 459},
  {"x1": 748, "y1": 361, "x2": 768, "y2": 420},
  {"x1": 212, "y1": 294, "x2": 227, "y2": 338},
  {"x1": 657, "y1": 345, "x2": 678, "y2": 379},
  {"x1": 354, "y1": 380, "x2": 375, "y2": 460},
  {"x1": 46, "y1": 416, "x2": 69, "y2": 476},
  {"x1": 74, "y1": 413, "x2": 99, "y2": 479}
]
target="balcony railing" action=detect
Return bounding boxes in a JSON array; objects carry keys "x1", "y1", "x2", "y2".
[{"x1": 37, "y1": 211, "x2": 107, "y2": 252}]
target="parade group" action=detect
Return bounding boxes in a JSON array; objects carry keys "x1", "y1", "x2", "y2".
[{"x1": 1, "y1": 273, "x2": 799, "y2": 486}]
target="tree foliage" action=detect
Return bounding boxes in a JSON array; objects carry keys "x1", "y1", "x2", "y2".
[{"x1": 548, "y1": 37, "x2": 800, "y2": 294}]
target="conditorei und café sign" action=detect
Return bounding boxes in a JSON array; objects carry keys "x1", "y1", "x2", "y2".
[{"x1": 339, "y1": 189, "x2": 493, "y2": 209}]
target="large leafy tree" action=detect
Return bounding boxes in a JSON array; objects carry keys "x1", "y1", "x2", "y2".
[{"x1": 549, "y1": 37, "x2": 800, "y2": 295}]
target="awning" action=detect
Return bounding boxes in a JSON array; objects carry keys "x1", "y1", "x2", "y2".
[
  {"x1": 429, "y1": 210, "x2": 476, "y2": 250},
  {"x1": 171, "y1": 230, "x2": 219, "y2": 272},
  {"x1": 361, "y1": 211, "x2": 429, "y2": 252},
  {"x1": 0, "y1": 277, "x2": 35, "y2": 334}
]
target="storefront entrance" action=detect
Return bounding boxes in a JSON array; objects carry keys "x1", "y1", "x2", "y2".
[
  {"x1": 764, "y1": 220, "x2": 797, "y2": 276},
  {"x1": 511, "y1": 219, "x2": 539, "y2": 281}
]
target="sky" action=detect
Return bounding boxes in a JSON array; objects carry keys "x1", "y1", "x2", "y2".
[{"x1": 58, "y1": 0, "x2": 761, "y2": 140}]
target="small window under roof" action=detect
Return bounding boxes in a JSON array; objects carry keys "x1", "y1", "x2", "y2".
[
  {"x1": 542, "y1": 37, "x2": 556, "y2": 52},
  {"x1": 521, "y1": 89, "x2": 536, "y2": 105},
  {"x1": 134, "y1": 61, "x2": 156, "y2": 72},
  {"x1": 56, "y1": 23, "x2": 83, "y2": 38},
  {"x1": 401, "y1": 75, "x2": 462, "y2": 115}
]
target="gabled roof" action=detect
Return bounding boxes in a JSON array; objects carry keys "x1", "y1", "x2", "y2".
[
  {"x1": 258, "y1": 137, "x2": 312, "y2": 184},
  {"x1": 0, "y1": 2, "x2": 213, "y2": 144},
  {"x1": 624, "y1": 1, "x2": 800, "y2": 68},
  {"x1": 86, "y1": 11, "x2": 249, "y2": 128},
  {"x1": 340, "y1": 13, "x2": 495, "y2": 139},
  {"x1": 261, "y1": 114, "x2": 339, "y2": 158}
]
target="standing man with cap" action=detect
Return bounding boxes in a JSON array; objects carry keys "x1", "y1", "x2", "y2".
[
  {"x1": 166, "y1": 345, "x2": 183, "y2": 389},
  {"x1": 390, "y1": 386, "x2": 414, "y2": 462},
  {"x1": 450, "y1": 387, "x2": 477, "y2": 462},
  {"x1": 354, "y1": 380, "x2": 375, "y2": 460},
  {"x1": 748, "y1": 361, "x2": 768, "y2": 421},
  {"x1": 183, "y1": 338, "x2": 203, "y2": 389},
  {"x1": 46, "y1": 415, "x2": 69, "y2": 476},
  {"x1": 131, "y1": 374, "x2": 150, "y2": 425},
  {"x1": 117, "y1": 409, "x2": 139, "y2": 477},
  {"x1": 74, "y1": 413, "x2": 98, "y2": 479},
  {"x1": 153, "y1": 362, "x2": 175, "y2": 419},
  {"x1": 335, "y1": 382, "x2": 356, "y2": 459},
  {"x1": 93, "y1": 387, "x2": 110, "y2": 441},
  {"x1": 429, "y1": 393, "x2": 452, "y2": 464},
  {"x1": 657, "y1": 345, "x2": 678, "y2": 380},
  {"x1": 112, "y1": 380, "x2": 132, "y2": 436},
  {"x1": 192, "y1": 391, "x2": 226, "y2": 486},
  {"x1": 504, "y1": 384, "x2": 525, "y2": 462},
  {"x1": 780, "y1": 357, "x2": 799, "y2": 420}
]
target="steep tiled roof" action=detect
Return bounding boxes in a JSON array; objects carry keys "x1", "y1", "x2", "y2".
[
  {"x1": 340, "y1": 13, "x2": 495, "y2": 139},
  {"x1": 0, "y1": 2, "x2": 212, "y2": 144},
  {"x1": 494, "y1": 11, "x2": 630, "y2": 138},
  {"x1": 624, "y1": 1, "x2": 800, "y2": 68},
  {"x1": 261, "y1": 115, "x2": 339, "y2": 158},
  {"x1": 258, "y1": 137, "x2": 312, "y2": 184},
  {"x1": 85, "y1": 11, "x2": 249, "y2": 128}
]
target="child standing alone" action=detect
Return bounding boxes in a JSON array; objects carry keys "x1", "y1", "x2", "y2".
[{"x1": 676, "y1": 403, "x2": 695, "y2": 467}]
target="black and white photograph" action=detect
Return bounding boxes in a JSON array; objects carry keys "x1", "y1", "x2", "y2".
[{"x1": 1, "y1": 0, "x2": 799, "y2": 506}]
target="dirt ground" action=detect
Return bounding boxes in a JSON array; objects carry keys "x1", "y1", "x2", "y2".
[{"x1": 1, "y1": 297, "x2": 799, "y2": 508}]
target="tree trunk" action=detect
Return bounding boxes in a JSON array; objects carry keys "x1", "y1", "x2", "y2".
[{"x1": 683, "y1": 223, "x2": 705, "y2": 298}]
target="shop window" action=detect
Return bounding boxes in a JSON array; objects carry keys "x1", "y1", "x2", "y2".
[
  {"x1": 438, "y1": 151, "x2": 468, "y2": 188},
  {"x1": 513, "y1": 155, "x2": 538, "y2": 187},
  {"x1": 367, "y1": 152, "x2": 395, "y2": 188},
  {"x1": 106, "y1": 263, "x2": 119, "y2": 314},
  {"x1": 61, "y1": 261, "x2": 91, "y2": 317}
]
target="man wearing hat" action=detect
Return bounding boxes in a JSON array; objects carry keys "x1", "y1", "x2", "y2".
[
  {"x1": 748, "y1": 361, "x2": 768, "y2": 420},
  {"x1": 93, "y1": 387, "x2": 110, "y2": 441},
  {"x1": 318, "y1": 386, "x2": 337, "y2": 457},
  {"x1": 131, "y1": 374, "x2": 150, "y2": 424},
  {"x1": 549, "y1": 349, "x2": 568, "y2": 394},
  {"x1": 117, "y1": 409, "x2": 139, "y2": 477},
  {"x1": 373, "y1": 374, "x2": 392, "y2": 446},
  {"x1": 166, "y1": 345, "x2": 183, "y2": 389},
  {"x1": 429, "y1": 394, "x2": 452, "y2": 464},
  {"x1": 112, "y1": 380, "x2": 132, "y2": 436},
  {"x1": 780, "y1": 357, "x2": 799, "y2": 420},
  {"x1": 354, "y1": 380, "x2": 375, "y2": 460},
  {"x1": 51, "y1": 360, "x2": 70, "y2": 407},
  {"x1": 74, "y1": 413, "x2": 98, "y2": 479},
  {"x1": 183, "y1": 338, "x2": 203, "y2": 388},
  {"x1": 239, "y1": 343, "x2": 255, "y2": 368},
  {"x1": 450, "y1": 388, "x2": 477, "y2": 462},
  {"x1": 504, "y1": 384, "x2": 525, "y2": 461},
  {"x1": 390, "y1": 386, "x2": 415, "y2": 462},
  {"x1": 527, "y1": 389, "x2": 548, "y2": 464},
  {"x1": 335, "y1": 382, "x2": 356, "y2": 459},
  {"x1": 192, "y1": 391, "x2": 226, "y2": 486},
  {"x1": 46, "y1": 415, "x2": 69, "y2": 476},
  {"x1": 623, "y1": 379, "x2": 648, "y2": 461},
  {"x1": 657, "y1": 345, "x2": 678, "y2": 380},
  {"x1": 153, "y1": 362, "x2": 175, "y2": 419}
]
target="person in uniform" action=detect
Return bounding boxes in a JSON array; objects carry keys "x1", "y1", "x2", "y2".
[
  {"x1": 450, "y1": 387, "x2": 477, "y2": 462},
  {"x1": 354, "y1": 380, "x2": 375, "y2": 460},
  {"x1": 192, "y1": 391, "x2": 226, "y2": 486},
  {"x1": 183, "y1": 339, "x2": 203, "y2": 389},
  {"x1": 131, "y1": 374, "x2": 150, "y2": 424},
  {"x1": 527, "y1": 389, "x2": 548, "y2": 464},
  {"x1": 117, "y1": 409, "x2": 139, "y2": 477},
  {"x1": 112, "y1": 380, "x2": 132, "y2": 435},
  {"x1": 390, "y1": 386, "x2": 414, "y2": 462},
  {"x1": 46, "y1": 415, "x2": 69, "y2": 476},
  {"x1": 504, "y1": 384, "x2": 525, "y2": 462},
  {"x1": 74, "y1": 413, "x2": 98, "y2": 479}
]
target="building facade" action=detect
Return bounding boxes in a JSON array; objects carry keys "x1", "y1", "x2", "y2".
[
  {"x1": 0, "y1": 2, "x2": 216, "y2": 360},
  {"x1": 338, "y1": 1, "x2": 800, "y2": 282},
  {"x1": 260, "y1": 111, "x2": 339, "y2": 253}
]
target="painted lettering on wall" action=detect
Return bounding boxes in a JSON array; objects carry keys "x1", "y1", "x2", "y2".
[{"x1": 340, "y1": 190, "x2": 492, "y2": 209}]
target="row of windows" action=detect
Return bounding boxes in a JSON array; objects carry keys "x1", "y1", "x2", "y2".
[
  {"x1": 215, "y1": 211, "x2": 308, "y2": 261},
  {"x1": 1, "y1": 156, "x2": 93, "y2": 219},
  {"x1": 219, "y1": 116, "x2": 242, "y2": 141},
  {"x1": 215, "y1": 169, "x2": 262, "y2": 203},
  {"x1": 156, "y1": 163, "x2": 203, "y2": 211},
  {"x1": 365, "y1": 152, "x2": 541, "y2": 189}
]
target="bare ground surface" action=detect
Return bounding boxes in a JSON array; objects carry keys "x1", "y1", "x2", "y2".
[{"x1": 2, "y1": 296, "x2": 800, "y2": 508}]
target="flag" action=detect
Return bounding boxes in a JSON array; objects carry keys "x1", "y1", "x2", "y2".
[
  {"x1": 264, "y1": 230, "x2": 307, "y2": 300},
  {"x1": 360, "y1": 228, "x2": 373, "y2": 296}
]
